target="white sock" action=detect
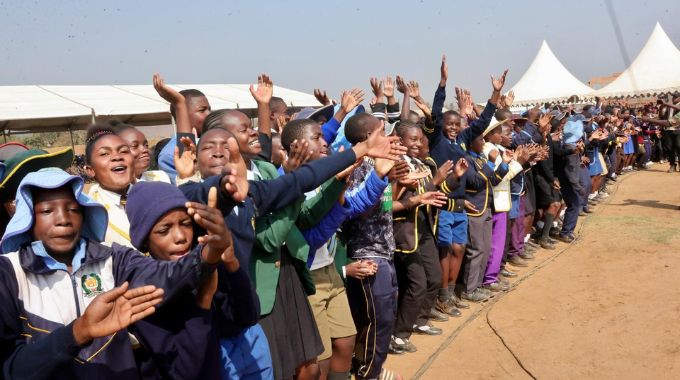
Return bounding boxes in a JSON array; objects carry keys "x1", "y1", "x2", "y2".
[{"x1": 536, "y1": 221, "x2": 545, "y2": 229}]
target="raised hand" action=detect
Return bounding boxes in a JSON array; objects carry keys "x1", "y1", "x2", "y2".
[
  {"x1": 282, "y1": 139, "x2": 312, "y2": 173},
  {"x1": 73, "y1": 282, "x2": 164, "y2": 345},
  {"x1": 187, "y1": 187, "x2": 236, "y2": 267},
  {"x1": 275, "y1": 114, "x2": 288, "y2": 132},
  {"x1": 341, "y1": 88, "x2": 365, "y2": 114},
  {"x1": 413, "y1": 97, "x2": 432, "y2": 119},
  {"x1": 433, "y1": 160, "x2": 453, "y2": 185},
  {"x1": 538, "y1": 113, "x2": 553, "y2": 132},
  {"x1": 491, "y1": 69, "x2": 509, "y2": 92},
  {"x1": 220, "y1": 137, "x2": 249, "y2": 202},
  {"x1": 453, "y1": 157, "x2": 469, "y2": 178},
  {"x1": 249, "y1": 73, "x2": 273, "y2": 104},
  {"x1": 407, "y1": 81, "x2": 421, "y2": 99},
  {"x1": 440, "y1": 54, "x2": 448, "y2": 86},
  {"x1": 395, "y1": 75, "x2": 407, "y2": 94},
  {"x1": 456, "y1": 87, "x2": 474, "y2": 119},
  {"x1": 153, "y1": 73, "x2": 184, "y2": 105},
  {"x1": 314, "y1": 88, "x2": 331, "y2": 106},
  {"x1": 383, "y1": 76, "x2": 395, "y2": 98},
  {"x1": 417, "y1": 191, "x2": 447, "y2": 207},
  {"x1": 174, "y1": 136, "x2": 197, "y2": 180},
  {"x1": 502, "y1": 149, "x2": 514, "y2": 163},
  {"x1": 370, "y1": 77, "x2": 384, "y2": 102},
  {"x1": 505, "y1": 90, "x2": 515, "y2": 108},
  {"x1": 359, "y1": 126, "x2": 408, "y2": 160}
]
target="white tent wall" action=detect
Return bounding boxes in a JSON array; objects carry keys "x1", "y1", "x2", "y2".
[
  {"x1": 593, "y1": 23, "x2": 680, "y2": 98},
  {"x1": 507, "y1": 41, "x2": 593, "y2": 107},
  {"x1": 0, "y1": 84, "x2": 321, "y2": 134}
]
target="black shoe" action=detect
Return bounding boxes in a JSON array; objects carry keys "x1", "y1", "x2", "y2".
[
  {"x1": 579, "y1": 210, "x2": 587, "y2": 216},
  {"x1": 413, "y1": 324, "x2": 443, "y2": 336},
  {"x1": 500, "y1": 268, "x2": 518, "y2": 278},
  {"x1": 582, "y1": 207, "x2": 593, "y2": 214},
  {"x1": 388, "y1": 339, "x2": 406, "y2": 355},
  {"x1": 557, "y1": 233, "x2": 576, "y2": 243},
  {"x1": 450, "y1": 294, "x2": 470, "y2": 309},
  {"x1": 428, "y1": 308, "x2": 449, "y2": 322},
  {"x1": 539, "y1": 239, "x2": 556, "y2": 250}
]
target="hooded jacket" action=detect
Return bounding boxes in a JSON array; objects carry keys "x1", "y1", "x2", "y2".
[{"x1": 0, "y1": 169, "x2": 213, "y2": 380}]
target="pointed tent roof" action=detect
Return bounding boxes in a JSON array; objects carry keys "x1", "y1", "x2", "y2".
[
  {"x1": 508, "y1": 41, "x2": 593, "y2": 106},
  {"x1": 594, "y1": 23, "x2": 680, "y2": 98}
]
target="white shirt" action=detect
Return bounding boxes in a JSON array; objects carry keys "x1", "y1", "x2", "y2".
[{"x1": 87, "y1": 183, "x2": 134, "y2": 248}]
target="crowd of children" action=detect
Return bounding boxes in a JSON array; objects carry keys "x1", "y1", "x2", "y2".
[{"x1": 0, "y1": 56, "x2": 678, "y2": 380}]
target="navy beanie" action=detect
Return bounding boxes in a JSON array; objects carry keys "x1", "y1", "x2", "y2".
[{"x1": 126, "y1": 181, "x2": 188, "y2": 251}]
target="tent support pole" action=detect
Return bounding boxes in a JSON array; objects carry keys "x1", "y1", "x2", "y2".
[{"x1": 68, "y1": 126, "x2": 75, "y2": 151}]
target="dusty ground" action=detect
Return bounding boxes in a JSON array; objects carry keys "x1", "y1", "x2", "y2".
[{"x1": 385, "y1": 164, "x2": 680, "y2": 379}]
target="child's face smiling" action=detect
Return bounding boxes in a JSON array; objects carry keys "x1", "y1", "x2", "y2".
[
  {"x1": 301, "y1": 123, "x2": 328, "y2": 160},
  {"x1": 31, "y1": 186, "x2": 83, "y2": 257},
  {"x1": 147, "y1": 209, "x2": 193, "y2": 261},
  {"x1": 221, "y1": 112, "x2": 261, "y2": 160},
  {"x1": 400, "y1": 127, "x2": 424, "y2": 159},
  {"x1": 86, "y1": 134, "x2": 134, "y2": 194},
  {"x1": 117, "y1": 128, "x2": 150, "y2": 178}
]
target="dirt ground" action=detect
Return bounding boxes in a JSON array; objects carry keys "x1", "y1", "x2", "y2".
[{"x1": 385, "y1": 164, "x2": 680, "y2": 379}]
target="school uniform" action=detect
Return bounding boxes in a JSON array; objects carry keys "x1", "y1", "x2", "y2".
[
  {"x1": 87, "y1": 183, "x2": 134, "y2": 248},
  {"x1": 181, "y1": 149, "x2": 360, "y2": 380},
  {"x1": 425, "y1": 85, "x2": 496, "y2": 249},
  {"x1": 392, "y1": 156, "x2": 442, "y2": 340},
  {"x1": 462, "y1": 151, "x2": 509, "y2": 293},
  {"x1": 0, "y1": 169, "x2": 216, "y2": 380}
]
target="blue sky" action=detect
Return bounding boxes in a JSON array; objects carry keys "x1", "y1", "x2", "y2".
[{"x1": 1, "y1": 0, "x2": 678, "y2": 102}]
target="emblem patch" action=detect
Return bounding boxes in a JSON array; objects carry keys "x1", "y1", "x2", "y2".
[{"x1": 81, "y1": 273, "x2": 104, "y2": 297}]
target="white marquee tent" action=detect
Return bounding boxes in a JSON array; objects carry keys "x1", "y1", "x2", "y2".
[
  {"x1": 0, "y1": 84, "x2": 320, "y2": 134},
  {"x1": 593, "y1": 23, "x2": 680, "y2": 98},
  {"x1": 507, "y1": 41, "x2": 593, "y2": 106}
]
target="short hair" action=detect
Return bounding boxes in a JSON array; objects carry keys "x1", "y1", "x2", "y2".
[
  {"x1": 170, "y1": 89, "x2": 206, "y2": 118},
  {"x1": 345, "y1": 113, "x2": 375, "y2": 145},
  {"x1": 394, "y1": 120, "x2": 420, "y2": 139},
  {"x1": 280, "y1": 119, "x2": 317, "y2": 152},
  {"x1": 150, "y1": 137, "x2": 171, "y2": 170},
  {"x1": 85, "y1": 122, "x2": 117, "y2": 164},
  {"x1": 443, "y1": 110, "x2": 460, "y2": 118},
  {"x1": 269, "y1": 97, "x2": 286, "y2": 111},
  {"x1": 495, "y1": 109, "x2": 512, "y2": 121}
]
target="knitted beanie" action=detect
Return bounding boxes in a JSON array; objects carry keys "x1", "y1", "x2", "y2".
[{"x1": 126, "y1": 181, "x2": 188, "y2": 251}]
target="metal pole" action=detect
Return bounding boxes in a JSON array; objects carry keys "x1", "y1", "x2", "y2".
[{"x1": 68, "y1": 126, "x2": 75, "y2": 151}]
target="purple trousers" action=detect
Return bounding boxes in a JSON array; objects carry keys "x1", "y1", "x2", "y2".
[
  {"x1": 484, "y1": 212, "x2": 508, "y2": 285},
  {"x1": 508, "y1": 195, "x2": 526, "y2": 257}
]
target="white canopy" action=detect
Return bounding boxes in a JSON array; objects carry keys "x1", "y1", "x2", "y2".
[
  {"x1": 593, "y1": 23, "x2": 680, "y2": 98},
  {"x1": 508, "y1": 41, "x2": 593, "y2": 106},
  {"x1": 0, "y1": 84, "x2": 320, "y2": 133}
]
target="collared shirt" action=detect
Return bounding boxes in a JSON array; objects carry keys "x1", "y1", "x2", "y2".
[
  {"x1": 87, "y1": 183, "x2": 134, "y2": 248},
  {"x1": 137, "y1": 170, "x2": 171, "y2": 184},
  {"x1": 30, "y1": 239, "x2": 87, "y2": 272}
]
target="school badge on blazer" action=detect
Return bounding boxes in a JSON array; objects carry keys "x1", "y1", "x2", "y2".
[{"x1": 81, "y1": 273, "x2": 104, "y2": 297}]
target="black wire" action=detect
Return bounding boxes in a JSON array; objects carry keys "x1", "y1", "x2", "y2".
[{"x1": 604, "y1": 0, "x2": 638, "y2": 92}]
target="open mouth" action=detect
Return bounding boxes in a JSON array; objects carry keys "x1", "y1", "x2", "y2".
[
  {"x1": 170, "y1": 251, "x2": 189, "y2": 259},
  {"x1": 111, "y1": 165, "x2": 128, "y2": 174},
  {"x1": 248, "y1": 139, "x2": 261, "y2": 148},
  {"x1": 319, "y1": 150, "x2": 329, "y2": 157}
]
